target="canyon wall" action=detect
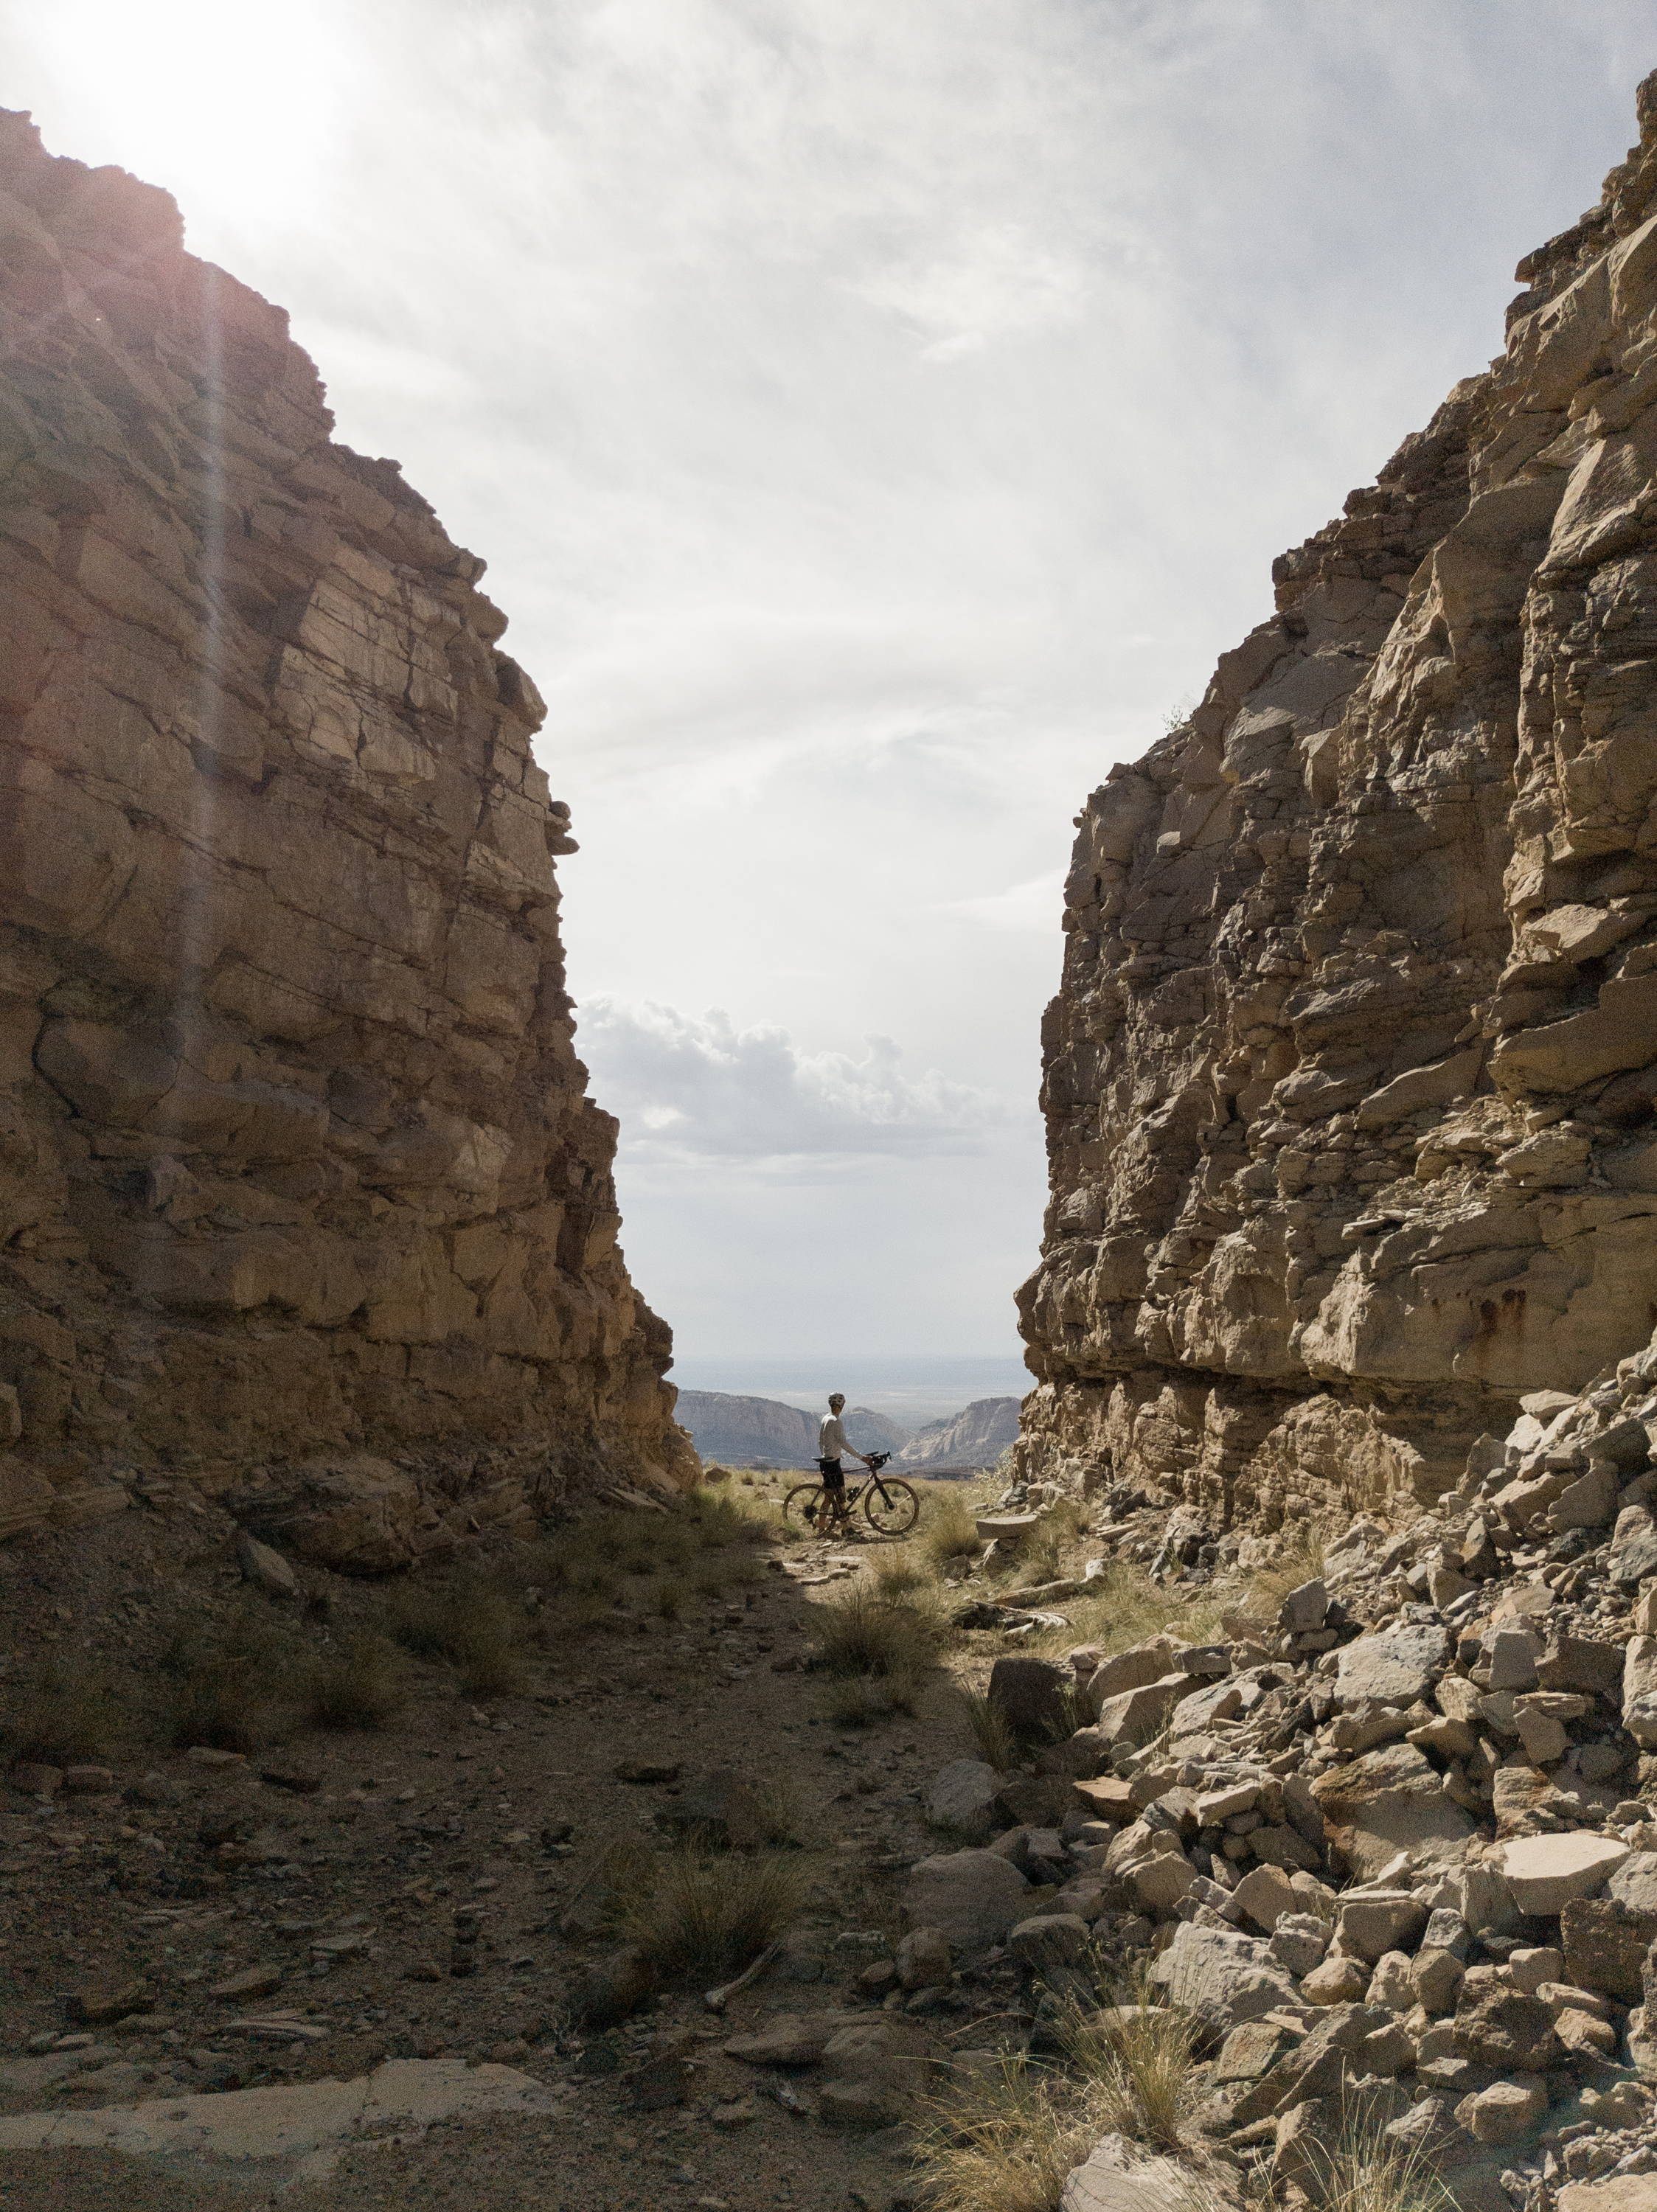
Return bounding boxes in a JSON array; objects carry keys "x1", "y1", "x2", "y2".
[
  {"x1": 0, "y1": 112, "x2": 697, "y2": 1563},
  {"x1": 1018, "y1": 72, "x2": 1657, "y2": 1533}
]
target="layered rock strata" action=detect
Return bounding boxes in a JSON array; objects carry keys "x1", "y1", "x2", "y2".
[
  {"x1": 1019, "y1": 72, "x2": 1657, "y2": 1528},
  {"x1": 0, "y1": 112, "x2": 696, "y2": 1558}
]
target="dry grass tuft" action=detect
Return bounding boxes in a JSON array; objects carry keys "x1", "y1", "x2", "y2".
[
  {"x1": 1246, "y1": 1526, "x2": 1330, "y2": 1622},
  {"x1": 297, "y1": 1632, "x2": 406, "y2": 1732},
  {"x1": 819, "y1": 1668, "x2": 922, "y2": 1727},
  {"x1": 382, "y1": 1573, "x2": 529, "y2": 1697},
  {"x1": 912, "y1": 2056, "x2": 1101, "y2": 2212},
  {"x1": 810, "y1": 1585, "x2": 944, "y2": 1680},
  {"x1": 1, "y1": 1658, "x2": 127, "y2": 1767},
  {"x1": 951, "y1": 1686, "x2": 1016, "y2": 1771},
  {"x1": 1022, "y1": 1560, "x2": 1224, "y2": 1663},
  {"x1": 159, "y1": 1606, "x2": 296, "y2": 1753},
  {"x1": 1065, "y1": 1986, "x2": 1203, "y2": 2152},
  {"x1": 1289, "y1": 2107, "x2": 1456, "y2": 2212},
  {"x1": 915, "y1": 2020, "x2": 1227, "y2": 2212},
  {"x1": 919, "y1": 1492, "x2": 982, "y2": 1574},
  {"x1": 613, "y1": 1845, "x2": 810, "y2": 1980}
]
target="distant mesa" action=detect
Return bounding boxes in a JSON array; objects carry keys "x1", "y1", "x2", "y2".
[
  {"x1": 676, "y1": 1388, "x2": 1021, "y2": 1476},
  {"x1": 896, "y1": 1396, "x2": 1022, "y2": 1473}
]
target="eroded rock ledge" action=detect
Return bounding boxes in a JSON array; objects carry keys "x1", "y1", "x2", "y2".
[
  {"x1": 1018, "y1": 72, "x2": 1657, "y2": 1528},
  {"x1": 0, "y1": 111, "x2": 696, "y2": 1559}
]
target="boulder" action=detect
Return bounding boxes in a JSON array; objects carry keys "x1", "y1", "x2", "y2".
[
  {"x1": 1082, "y1": 1638, "x2": 1180, "y2": 1716},
  {"x1": 1457, "y1": 2073, "x2": 1547, "y2": 2145},
  {"x1": 903, "y1": 1849, "x2": 1030, "y2": 1952},
  {"x1": 1007, "y1": 1914, "x2": 1091, "y2": 1972},
  {"x1": 987, "y1": 1654, "x2": 1073, "y2": 1739},
  {"x1": 1310, "y1": 1742, "x2": 1475, "y2": 1879},
  {"x1": 723, "y1": 2011, "x2": 864, "y2": 2067},
  {"x1": 227, "y1": 1456, "x2": 425, "y2": 1576},
  {"x1": 1062, "y1": 2133, "x2": 1238, "y2": 2212},
  {"x1": 1561, "y1": 1896, "x2": 1657, "y2": 2002},
  {"x1": 1093, "y1": 1674, "x2": 1191, "y2": 1747},
  {"x1": 818, "y1": 2016, "x2": 939, "y2": 2126},
  {"x1": 1501, "y1": 1834, "x2": 1630, "y2": 1916},
  {"x1": 894, "y1": 1929, "x2": 951, "y2": 1992},
  {"x1": 923, "y1": 1759, "x2": 1004, "y2": 1843},
  {"x1": 1453, "y1": 1971, "x2": 1562, "y2": 2073},
  {"x1": 1622, "y1": 1634, "x2": 1657, "y2": 1748},
  {"x1": 1333, "y1": 1623, "x2": 1448, "y2": 1709},
  {"x1": 235, "y1": 1531, "x2": 301, "y2": 1601},
  {"x1": 1147, "y1": 1922, "x2": 1301, "y2": 2033},
  {"x1": 1334, "y1": 1891, "x2": 1426, "y2": 1965},
  {"x1": 1558, "y1": 2182, "x2": 1657, "y2": 2212}
]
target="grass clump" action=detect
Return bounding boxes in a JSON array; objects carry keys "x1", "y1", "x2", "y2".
[
  {"x1": 820, "y1": 1669, "x2": 921, "y2": 1727},
  {"x1": 915, "y1": 2000, "x2": 1223, "y2": 2212},
  {"x1": 1246, "y1": 1526, "x2": 1330, "y2": 1622},
  {"x1": 1289, "y1": 2107, "x2": 1456, "y2": 2212},
  {"x1": 810, "y1": 1586, "x2": 943, "y2": 1680},
  {"x1": 382, "y1": 1571, "x2": 529, "y2": 1697},
  {"x1": 159, "y1": 1604, "x2": 297, "y2": 1753},
  {"x1": 297, "y1": 1632, "x2": 405, "y2": 1732},
  {"x1": 1, "y1": 1658, "x2": 126, "y2": 1767},
  {"x1": 919, "y1": 1493, "x2": 982, "y2": 1574},
  {"x1": 1066, "y1": 1987, "x2": 1203, "y2": 2152},
  {"x1": 1022, "y1": 1559, "x2": 1223, "y2": 1663},
  {"x1": 613, "y1": 1845, "x2": 810, "y2": 1980},
  {"x1": 951, "y1": 1686, "x2": 1016, "y2": 1770},
  {"x1": 913, "y1": 2055, "x2": 1101, "y2": 2212}
]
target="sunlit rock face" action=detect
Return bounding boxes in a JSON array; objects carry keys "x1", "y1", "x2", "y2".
[
  {"x1": 1018, "y1": 72, "x2": 1657, "y2": 1529},
  {"x1": 0, "y1": 112, "x2": 695, "y2": 1556}
]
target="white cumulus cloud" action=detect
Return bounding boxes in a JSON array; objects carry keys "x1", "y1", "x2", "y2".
[{"x1": 580, "y1": 998, "x2": 1004, "y2": 1165}]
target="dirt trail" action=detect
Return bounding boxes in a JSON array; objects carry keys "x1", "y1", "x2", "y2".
[{"x1": 0, "y1": 1481, "x2": 1009, "y2": 2212}]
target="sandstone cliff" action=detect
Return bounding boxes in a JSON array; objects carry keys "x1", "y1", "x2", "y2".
[
  {"x1": 1018, "y1": 72, "x2": 1657, "y2": 1532},
  {"x1": 0, "y1": 113, "x2": 697, "y2": 1562}
]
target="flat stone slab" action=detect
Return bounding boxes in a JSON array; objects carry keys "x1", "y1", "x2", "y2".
[
  {"x1": 976, "y1": 1513, "x2": 1041, "y2": 1542},
  {"x1": 0, "y1": 2058, "x2": 562, "y2": 2188},
  {"x1": 1502, "y1": 1834, "x2": 1631, "y2": 1916}
]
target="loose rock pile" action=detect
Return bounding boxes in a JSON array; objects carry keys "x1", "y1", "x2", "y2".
[{"x1": 911, "y1": 1337, "x2": 1657, "y2": 2207}]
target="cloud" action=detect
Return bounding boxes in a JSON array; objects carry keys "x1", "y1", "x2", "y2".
[{"x1": 581, "y1": 998, "x2": 1004, "y2": 1166}]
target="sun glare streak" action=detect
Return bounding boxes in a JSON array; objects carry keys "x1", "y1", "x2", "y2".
[{"x1": 4, "y1": 0, "x2": 352, "y2": 238}]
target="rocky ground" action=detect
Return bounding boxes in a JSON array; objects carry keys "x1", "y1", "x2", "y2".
[{"x1": 10, "y1": 1352, "x2": 1657, "y2": 2212}]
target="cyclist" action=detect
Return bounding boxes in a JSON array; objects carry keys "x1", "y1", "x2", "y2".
[{"x1": 815, "y1": 1392, "x2": 871, "y2": 1531}]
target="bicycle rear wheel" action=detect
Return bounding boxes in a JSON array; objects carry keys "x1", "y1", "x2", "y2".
[
  {"x1": 782, "y1": 1481, "x2": 828, "y2": 1533},
  {"x1": 863, "y1": 1477, "x2": 920, "y2": 1537}
]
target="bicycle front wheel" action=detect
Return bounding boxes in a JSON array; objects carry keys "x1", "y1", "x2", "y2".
[
  {"x1": 863, "y1": 1478, "x2": 920, "y2": 1537},
  {"x1": 782, "y1": 1481, "x2": 828, "y2": 1533}
]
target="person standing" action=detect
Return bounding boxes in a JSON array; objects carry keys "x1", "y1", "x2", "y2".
[{"x1": 816, "y1": 1391, "x2": 870, "y2": 1528}]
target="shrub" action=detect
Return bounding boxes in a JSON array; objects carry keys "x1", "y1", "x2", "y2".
[
  {"x1": 613, "y1": 1846, "x2": 810, "y2": 1980},
  {"x1": 298, "y1": 1632, "x2": 405, "y2": 1731},
  {"x1": 1, "y1": 1658, "x2": 126, "y2": 1767}
]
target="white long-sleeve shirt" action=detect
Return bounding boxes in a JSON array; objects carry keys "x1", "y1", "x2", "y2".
[{"x1": 819, "y1": 1413, "x2": 853, "y2": 1460}]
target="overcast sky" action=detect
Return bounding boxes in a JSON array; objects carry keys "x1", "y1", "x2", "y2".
[{"x1": 4, "y1": 2, "x2": 1653, "y2": 1359}]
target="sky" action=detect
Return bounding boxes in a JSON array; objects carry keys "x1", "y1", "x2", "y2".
[{"x1": 3, "y1": 1, "x2": 1653, "y2": 1361}]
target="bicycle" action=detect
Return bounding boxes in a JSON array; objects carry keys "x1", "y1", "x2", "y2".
[{"x1": 782, "y1": 1450, "x2": 920, "y2": 1539}]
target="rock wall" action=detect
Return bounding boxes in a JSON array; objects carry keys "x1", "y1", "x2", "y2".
[
  {"x1": 0, "y1": 112, "x2": 697, "y2": 1559},
  {"x1": 1018, "y1": 72, "x2": 1657, "y2": 1533}
]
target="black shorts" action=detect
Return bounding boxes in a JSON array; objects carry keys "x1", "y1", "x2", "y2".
[{"x1": 818, "y1": 1456, "x2": 844, "y2": 1495}]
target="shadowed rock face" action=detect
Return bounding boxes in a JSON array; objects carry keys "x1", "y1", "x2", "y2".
[
  {"x1": 0, "y1": 111, "x2": 696, "y2": 1558},
  {"x1": 1018, "y1": 71, "x2": 1657, "y2": 1528}
]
